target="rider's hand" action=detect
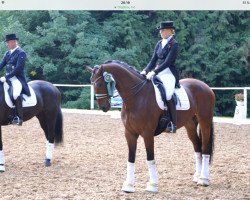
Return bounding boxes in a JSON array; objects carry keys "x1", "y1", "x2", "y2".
[
  {"x1": 0, "y1": 76, "x2": 6, "y2": 83},
  {"x1": 140, "y1": 70, "x2": 147, "y2": 76},
  {"x1": 146, "y1": 71, "x2": 155, "y2": 80}
]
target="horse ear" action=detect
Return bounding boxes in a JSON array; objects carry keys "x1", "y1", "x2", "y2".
[{"x1": 84, "y1": 65, "x2": 93, "y2": 73}]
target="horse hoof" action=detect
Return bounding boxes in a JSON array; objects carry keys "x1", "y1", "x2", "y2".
[
  {"x1": 121, "y1": 181, "x2": 135, "y2": 193},
  {"x1": 145, "y1": 182, "x2": 158, "y2": 193},
  {"x1": 197, "y1": 178, "x2": 209, "y2": 186},
  {"x1": 193, "y1": 172, "x2": 200, "y2": 183},
  {"x1": 44, "y1": 159, "x2": 51, "y2": 167},
  {"x1": 0, "y1": 165, "x2": 5, "y2": 172}
]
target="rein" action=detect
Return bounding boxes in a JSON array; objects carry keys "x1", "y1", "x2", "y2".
[{"x1": 120, "y1": 79, "x2": 147, "y2": 100}]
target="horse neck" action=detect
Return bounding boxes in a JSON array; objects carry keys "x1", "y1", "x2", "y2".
[{"x1": 102, "y1": 64, "x2": 143, "y2": 103}]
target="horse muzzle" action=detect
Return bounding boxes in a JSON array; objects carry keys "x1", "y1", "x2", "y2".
[{"x1": 101, "y1": 105, "x2": 110, "y2": 112}]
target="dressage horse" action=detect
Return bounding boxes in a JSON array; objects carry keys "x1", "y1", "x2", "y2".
[
  {"x1": 86, "y1": 60, "x2": 215, "y2": 192},
  {"x1": 0, "y1": 80, "x2": 63, "y2": 172}
]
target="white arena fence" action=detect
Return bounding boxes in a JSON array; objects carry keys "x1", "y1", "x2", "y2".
[
  {"x1": 210, "y1": 87, "x2": 250, "y2": 118},
  {"x1": 53, "y1": 84, "x2": 95, "y2": 110},
  {"x1": 53, "y1": 84, "x2": 249, "y2": 118}
]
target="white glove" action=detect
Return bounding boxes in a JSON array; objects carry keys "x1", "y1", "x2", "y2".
[
  {"x1": 140, "y1": 70, "x2": 147, "y2": 75},
  {"x1": 146, "y1": 71, "x2": 155, "y2": 80},
  {"x1": 0, "y1": 76, "x2": 6, "y2": 82}
]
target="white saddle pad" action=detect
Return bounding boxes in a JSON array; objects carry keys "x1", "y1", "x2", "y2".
[
  {"x1": 3, "y1": 82, "x2": 37, "y2": 108},
  {"x1": 153, "y1": 82, "x2": 190, "y2": 111}
]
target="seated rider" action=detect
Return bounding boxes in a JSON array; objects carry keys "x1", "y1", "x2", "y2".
[
  {"x1": 0, "y1": 34, "x2": 31, "y2": 125},
  {"x1": 141, "y1": 21, "x2": 179, "y2": 133}
]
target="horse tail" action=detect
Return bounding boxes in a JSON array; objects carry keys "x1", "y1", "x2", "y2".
[
  {"x1": 55, "y1": 107, "x2": 63, "y2": 144},
  {"x1": 198, "y1": 121, "x2": 214, "y2": 164}
]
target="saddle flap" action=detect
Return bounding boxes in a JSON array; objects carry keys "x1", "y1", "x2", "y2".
[
  {"x1": 3, "y1": 82, "x2": 37, "y2": 108},
  {"x1": 152, "y1": 79, "x2": 190, "y2": 111}
]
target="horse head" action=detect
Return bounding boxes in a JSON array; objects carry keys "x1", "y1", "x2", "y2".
[{"x1": 85, "y1": 65, "x2": 115, "y2": 112}]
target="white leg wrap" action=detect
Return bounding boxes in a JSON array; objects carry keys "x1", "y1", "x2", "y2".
[
  {"x1": 193, "y1": 152, "x2": 202, "y2": 182},
  {"x1": 0, "y1": 150, "x2": 5, "y2": 164},
  {"x1": 147, "y1": 160, "x2": 158, "y2": 184},
  {"x1": 122, "y1": 162, "x2": 135, "y2": 193},
  {"x1": 145, "y1": 160, "x2": 158, "y2": 193},
  {"x1": 126, "y1": 162, "x2": 135, "y2": 184},
  {"x1": 46, "y1": 142, "x2": 54, "y2": 160},
  {"x1": 197, "y1": 154, "x2": 210, "y2": 186},
  {"x1": 0, "y1": 150, "x2": 5, "y2": 172},
  {"x1": 200, "y1": 154, "x2": 210, "y2": 179},
  {"x1": 195, "y1": 152, "x2": 202, "y2": 173}
]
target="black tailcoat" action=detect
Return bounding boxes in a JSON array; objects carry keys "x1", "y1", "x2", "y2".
[{"x1": 144, "y1": 37, "x2": 179, "y2": 83}]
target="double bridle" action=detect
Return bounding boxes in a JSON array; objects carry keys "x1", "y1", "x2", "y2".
[{"x1": 91, "y1": 75, "x2": 108, "y2": 100}]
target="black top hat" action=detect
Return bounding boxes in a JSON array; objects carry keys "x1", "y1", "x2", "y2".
[
  {"x1": 5, "y1": 34, "x2": 19, "y2": 42},
  {"x1": 157, "y1": 21, "x2": 175, "y2": 30}
]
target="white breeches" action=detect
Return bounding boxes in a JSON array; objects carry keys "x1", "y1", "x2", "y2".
[
  {"x1": 9, "y1": 76, "x2": 22, "y2": 100},
  {"x1": 156, "y1": 68, "x2": 176, "y2": 100}
]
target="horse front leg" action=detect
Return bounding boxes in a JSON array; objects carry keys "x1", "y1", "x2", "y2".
[
  {"x1": 0, "y1": 126, "x2": 5, "y2": 172},
  {"x1": 143, "y1": 134, "x2": 158, "y2": 193},
  {"x1": 121, "y1": 130, "x2": 139, "y2": 193}
]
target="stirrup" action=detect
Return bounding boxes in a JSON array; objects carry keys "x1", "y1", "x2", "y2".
[
  {"x1": 166, "y1": 121, "x2": 176, "y2": 133},
  {"x1": 12, "y1": 116, "x2": 23, "y2": 126}
]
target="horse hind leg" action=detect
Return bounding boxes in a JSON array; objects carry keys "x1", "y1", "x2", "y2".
[
  {"x1": 184, "y1": 116, "x2": 202, "y2": 183},
  {"x1": 0, "y1": 127, "x2": 5, "y2": 172},
  {"x1": 197, "y1": 115, "x2": 214, "y2": 187},
  {"x1": 37, "y1": 113, "x2": 55, "y2": 167}
]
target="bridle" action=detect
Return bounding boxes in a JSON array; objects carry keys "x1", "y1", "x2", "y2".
[
  {"x1": 91, "y1": 71, "x2": 147, "y2": 102},
  {"x1": 91, "y1": 72, "x2": 115, "y2": 100}
]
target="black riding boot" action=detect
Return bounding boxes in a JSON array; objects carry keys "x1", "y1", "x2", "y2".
[
  {"x1": 12, "y1": 96, "x2": 23, "y2": 126},
  {"x1": 166, "y1": 98, "x2": 177, "y2": 133}
]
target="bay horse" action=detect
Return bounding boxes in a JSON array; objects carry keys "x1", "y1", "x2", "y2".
[
  {"x1": 0, "y1": 80, "x2": 63, "y2": 172},
  {"x1": 86, "y1": 60, "x2": 215, "y2": 192}
]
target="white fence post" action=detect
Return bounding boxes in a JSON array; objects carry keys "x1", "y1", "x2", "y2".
[
  {"x1": 90, "y1": 85, "x2": 94, "y2": 110},
  {"x1": 244, "y1": 88, "x2": 247, "y2": 118}
]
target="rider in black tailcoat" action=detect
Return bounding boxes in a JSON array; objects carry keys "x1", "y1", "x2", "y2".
[{"x1": 141, "y1": 21, "x2": 180, "y2": 133}]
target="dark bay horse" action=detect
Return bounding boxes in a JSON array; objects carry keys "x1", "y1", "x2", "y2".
[
  {"x1": 86, "y1": 60, "x2": 215, "y2": 192},
  {"x1": 0, "y1": 80, "x2": 63, "y2": 172}
]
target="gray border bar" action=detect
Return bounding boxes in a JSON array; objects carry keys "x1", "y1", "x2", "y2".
[{"x1": 0, "y1": 0, "x2": 249, "y2": 10}]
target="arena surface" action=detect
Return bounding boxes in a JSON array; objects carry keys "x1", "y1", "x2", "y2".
[{"x1": 0, "y1": 112, "x2": 249, "y2": 200}]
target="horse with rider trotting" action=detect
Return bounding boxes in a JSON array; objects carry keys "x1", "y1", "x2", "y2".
[
  {"x1": 0, "y1": 34, "x2": 64, "y2": 172},
  {"x1": 86, "y1": 21, "x2": 215, "y2": 193}
]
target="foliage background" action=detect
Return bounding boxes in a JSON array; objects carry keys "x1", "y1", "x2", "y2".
[{"x1": 0, "y1": 11, "x2": 249, "y2": 116}]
